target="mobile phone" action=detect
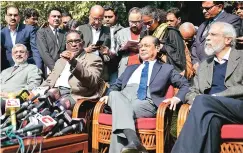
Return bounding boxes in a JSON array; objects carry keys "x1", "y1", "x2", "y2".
[{"x1": 95, "y1": 40, "x2": 104, "y2": 46}]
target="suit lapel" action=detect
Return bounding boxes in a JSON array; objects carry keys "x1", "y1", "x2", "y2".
[
  {"x1": 199, "y1": 21, "x2": 209, "y2": 43},
  {"x1": 5, "y1": 28, "x2": 13, "y2": 48},
  {"x1": 47, "y1": 27, "x2": 58, "y2": 46},
  {"x1": 15, "y1": 24, "x2": 23, "y2": 44},
  {"x1": 5, "y1": 63, "x2": 28, "y2": 82},
  {"x1": 149, "y1": 61, "x2": 162, "y2": 85},
  {"x1": 87, "y1": 25, "x2": 93, "y2": 45},
  {"x1": 206, "y1": 57, "x2": 214, "y2": 86},
  {"x1": 225, "y1": 49, "x2": 240, "y2": 81},
  {"x1": 58, "y1": 30, "x2": 65, "y2": 50},
  {"x1": 123, "y1": 65, "x2": 140, "y2": 87}
]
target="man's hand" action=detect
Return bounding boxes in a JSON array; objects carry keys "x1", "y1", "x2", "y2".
[
  {"x1": 60, "y1": 51, "x2": 78, "y2": 61},
  {"x1": 236, "y1": 36, "x2": 243, "y2": 44},
  {"x1": 163, "y1": 97, "x2": 181, "y2": 111},
  {"x1": 0, "y1": 92, "x2": 8, "y2": 98},
  {"x1": 84, "y1": 44, "x2": 99, "y2": 53},
  {"x1": 100, "y1": 96, "x2": 108, "y2": 104},
  {"x1": 193, "y1": 62, "x2": 199, "y2": 72},
  {"x1": 119, "y1": 41, "x2": 128, "y2": 51},
  {"x1": 100, "y1": 46, "x2": 110, "y2": 55}
]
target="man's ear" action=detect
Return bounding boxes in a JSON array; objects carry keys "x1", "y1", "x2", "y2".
[
  {"x1": 225, "y1": 37, "x2": 233, "y2": 46},
  {"x1": 178, "y1": 17, "x2": 181, "y2": 24}
]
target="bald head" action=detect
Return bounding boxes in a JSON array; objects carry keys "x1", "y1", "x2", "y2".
[
  {"x1": 179, "y1": 22, "x2": 196, "y2": 40},
  {"x1": 89, "y1": 5, "x2": 104, "y2": 29},
  {"x1": 90, "y1": 5, "x2": 104, "y2": 15}
]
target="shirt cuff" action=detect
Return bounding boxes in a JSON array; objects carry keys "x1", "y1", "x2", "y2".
[{"x1": 173, "y1": 96, "x2": 181, "y2": 102}]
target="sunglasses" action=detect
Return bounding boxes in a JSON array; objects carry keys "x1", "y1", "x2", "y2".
[
  {"x1": 143, "y1": 19, "x2": 154, "y2": 26},
  {"x1": 201, "y1": 5, "x2": 216, "y2": 12}
]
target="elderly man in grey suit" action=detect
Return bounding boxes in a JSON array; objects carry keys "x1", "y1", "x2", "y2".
[
  {"x1": 172, "y1": 22, "x2": 243, "y2": 153},
  {"x1": 101, "y1": 36, "x2": 189, "y2": 153},
  {"x1": 0, "y1": 43, "x2": 42, "y2": 114},
  {"x1": 115, "y1": 7, "x2": 143, "y2": 77}
]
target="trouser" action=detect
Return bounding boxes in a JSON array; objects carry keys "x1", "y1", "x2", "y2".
[
  {"x1": 171, "y1": 94, "x2": 243, "y2": 153},
  {"x1": 108, "y1": 84, "x2": 157, "y2": 153}
]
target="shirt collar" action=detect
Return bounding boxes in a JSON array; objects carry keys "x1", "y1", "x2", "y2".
[
  {"x1": 143, "y1": 59, "x2": 157, "y2": 65},
  {"x1": 49, "y1": 25, "x2": 59, "y2": 32},
  {"x1": 214, "y1": 47, "x2": 231, "y2": 63},
  {"x1": 90, "y1": 25, "x2": 101, "y2": 31},
  {"x1": 212, "y1": 10, "x2": 224, "y2": 22},
  {"x1": 8, "y1": 24, "x2": 19, "y2": 32}
]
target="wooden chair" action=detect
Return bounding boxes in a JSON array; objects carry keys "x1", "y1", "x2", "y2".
[
  {"x1": 92, "y1": 86, "x2": 176, "y2": 153},
  {"x1": 177, "y1": 104, "x2": 243, "y2": 153}
]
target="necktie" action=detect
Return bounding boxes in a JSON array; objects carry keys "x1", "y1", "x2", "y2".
[
  {"x1": 137, "y1": 61, "x2": 149, "y2": 100},
  {"x1": 11, "y1": 65, "x2": 19, "y2": 74},
  {"x1": 54, "y1": 29, "x2": 59, "y2": 45}
]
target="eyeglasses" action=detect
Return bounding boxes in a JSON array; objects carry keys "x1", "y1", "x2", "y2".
[
  {"x1": 129, "y1": 20, "x2": 142, "y2": 25},
  {"x1": 66, "y1": 39, "x2": 82, "y2": 45},
  {"x1": 90, "y1": 16, "x2": 103, "y2": 22},
  {"x1": 143, "y1": 19, "x2": 154, "y2": 26},
  {"x1": 201, "y1": 5, "x2": 216, "y2": 12}
]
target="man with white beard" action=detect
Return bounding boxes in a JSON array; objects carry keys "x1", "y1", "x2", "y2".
[{"x1": 171, "y1": 22, "x2": 243, "y2": 153}]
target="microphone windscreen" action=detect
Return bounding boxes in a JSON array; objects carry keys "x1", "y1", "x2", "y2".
[
  {"x1": 59, "y1": 97, "x2": 71, "y2": 110},
  {"x1": 47, "y1": 88, "x2": 61, "y2": 102}
]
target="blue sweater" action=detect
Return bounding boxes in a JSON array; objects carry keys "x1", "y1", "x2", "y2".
[{"x1": 207, "y1": 61, "x2": 228, "y2": 95}]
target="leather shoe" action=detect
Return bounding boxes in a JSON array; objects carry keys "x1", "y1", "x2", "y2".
[{"x1": 120, "y1": 141, "x2": 148, "y2": 153}]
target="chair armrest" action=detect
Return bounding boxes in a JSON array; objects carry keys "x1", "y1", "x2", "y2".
[
  {"x1": 72, "y1": 98, "x2": 99, "y2": 118},
  {"x1": 177, "y1": 104, "x2": 190, "y2": 137},
  {"x1": 156, "y1": 102, "x2": 171, "y2": 130},
  {"x1": 92, "y1": 100, "x2": 106, "y2": 122},
  {"x1": 156, "y1": 102, "x2": 172, "y2": 152}
]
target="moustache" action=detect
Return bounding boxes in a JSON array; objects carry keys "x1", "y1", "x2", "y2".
[{"x1": 10, "y1": 19, "x2": 16, "y2": 22}]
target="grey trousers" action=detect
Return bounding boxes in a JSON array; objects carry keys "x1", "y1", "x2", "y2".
[{"x1": 108, "y1": 84, "x2": 157, "y2": 153}]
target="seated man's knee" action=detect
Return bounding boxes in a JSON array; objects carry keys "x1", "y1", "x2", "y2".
[{"x1": 108, "y1": 91, "x2": 121, "y2": 106}]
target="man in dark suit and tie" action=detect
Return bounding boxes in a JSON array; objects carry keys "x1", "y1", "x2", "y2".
[
  {"x1": 36, "y1": 7, "x2": 66, "y2": 73},
  {"x1": 76, "y1": 5, "x2": 111, "y2": 82},
  {"x1": 100, "y1": 36, "x2": 189, "y2": 153},
  {"x1": 191, "y1": 1, "x2": 241, "y2": 72},
  {"x1": 171, "y1": 22, "x2": 243, "y2": 153},
  {"x1": 1, "y1": 5, "x2": 42, "y2": 70}
]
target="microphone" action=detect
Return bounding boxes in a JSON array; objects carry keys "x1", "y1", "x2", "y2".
[
  {"x1": 5, "y1": 93, "x2": 20, "y2": 131},
  {"x1": 54, "y1": 101, "x2": 72, "y2": 124},
  {"x1": 15, "y1": 93, "x2": 40, "y2": 114},
  {"x1": 15, "y1": 90, "x2": 30, "y2": 103},
  {"x1": 16, "y1": 115, "x2": 57, "y2": 134},
  {"x1": 38, "y1": 88, "x2": 61, "y2": 107},
  {"x1": 44, "y1": 118, "x2": 65, "y2": 138},
  {"x1": 17, "y1": 110, "x2": 29, "y2": 120},
  {"x1": 53, "y1": 118, "x2": 85, "y2": 137},
  {"x1": 0, "y1": 113, "x2": 9, "y2": 123}
]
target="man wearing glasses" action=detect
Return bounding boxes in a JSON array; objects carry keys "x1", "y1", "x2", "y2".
[
  {"x1": 76, "y1": 5, "x2": 111, "y2": 82},
  {"x1": 115, "y1": 7, "x2": 143, "y2": 77},
  {"x1": 191, "y1": 1, "x2": 241, "y2": 72},
  {"x1": 41, "y1": 30, "x2": 103, "y2": 111}
]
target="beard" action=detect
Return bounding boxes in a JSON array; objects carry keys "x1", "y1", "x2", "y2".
[{"x1": 204, "y1": 41, "x2": 225, "y2": 56}]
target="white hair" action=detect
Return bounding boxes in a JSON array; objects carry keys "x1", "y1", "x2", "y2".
[
  {"x1": 12, "y1": 44, "x2": 28, "y2": 52},
  {"x1": 211, "y1": 22, "x2": 237, "y2": 46}
]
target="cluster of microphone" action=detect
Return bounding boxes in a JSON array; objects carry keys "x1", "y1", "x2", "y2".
[{"x1": 0, "y1": 88, "x2": 85, "y2": 143}]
